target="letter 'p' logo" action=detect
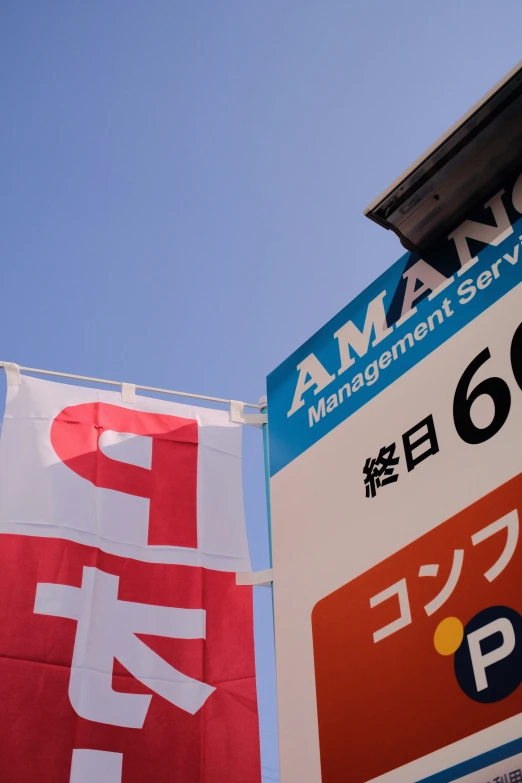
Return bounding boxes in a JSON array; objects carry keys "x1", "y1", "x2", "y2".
[
  {"x1": 455, "y1": 606, "x2": 522, "y2": 702},
  {"x1": 51, "y1": 403, "x2": 198, "y2": 548}
]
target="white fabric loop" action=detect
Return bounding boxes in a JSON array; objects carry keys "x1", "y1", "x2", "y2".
[
  {"x1": 236, "y1": 568, "x2": 273, "y2": 587},
  {"x1": 121, "y1": 383, "x2": 136, "y2": 403},
  {"x1": 3, "y1": 362, "x2": 21, "y2": 386}
]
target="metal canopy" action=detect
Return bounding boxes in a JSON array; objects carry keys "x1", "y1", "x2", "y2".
[{"x1": 364, "y1": 62, "x2": 522, "y2": 251}]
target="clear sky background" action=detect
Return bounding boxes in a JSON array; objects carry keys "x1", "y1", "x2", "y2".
[{"x1": 1, "y1": 2, "x2": 521, "y2": 780}]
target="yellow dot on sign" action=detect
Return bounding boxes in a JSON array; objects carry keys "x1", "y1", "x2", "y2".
[{"x1": 434, "y1": 617, "x2": 464, "y2": 656}]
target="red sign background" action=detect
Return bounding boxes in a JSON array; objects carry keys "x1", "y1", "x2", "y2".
[{"x1": 312, "y1": 471, "x2": 522, "y2": 783}]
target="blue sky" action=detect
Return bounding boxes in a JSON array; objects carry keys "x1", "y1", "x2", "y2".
[{"x1": 1, "y1": 2, "x2": 521, "y2": 780}]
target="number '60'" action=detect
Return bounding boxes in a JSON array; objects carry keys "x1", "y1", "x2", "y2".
[{"x1": 453, "y1": 322, "x2": 522, "y2": 445}]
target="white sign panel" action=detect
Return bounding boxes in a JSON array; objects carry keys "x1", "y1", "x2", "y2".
[{"x1": 267, "y1": 170, "x2": 522, "y2": 783}]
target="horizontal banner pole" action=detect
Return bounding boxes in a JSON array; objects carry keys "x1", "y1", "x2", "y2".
[{"x1": 0, "y1": 362, "x2": 262, "y2": 410}]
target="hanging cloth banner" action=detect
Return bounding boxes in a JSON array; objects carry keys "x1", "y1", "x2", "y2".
[{"x1": 0, "y1": 374, "x2": 261, "y2": 783}]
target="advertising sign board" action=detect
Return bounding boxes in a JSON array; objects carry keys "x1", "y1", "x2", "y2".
[
  {"x1": 0, "y1": 375, "x2": 260, "y2": 783},
  {"x1": 267, "y1": 169, "x2": 522, "y2": 783}
]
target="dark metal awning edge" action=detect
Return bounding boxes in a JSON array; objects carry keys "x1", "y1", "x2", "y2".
[{"x1": 364, "y1": 62, "x2": 522, "y2": 251}]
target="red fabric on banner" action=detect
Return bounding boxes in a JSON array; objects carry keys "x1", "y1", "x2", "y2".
[
  {"x1": 0, "y1": 534, "x2": 261, "y2": 783},
  {"x1": 51, "y1": 403, "x2": 198, "y2": 548}
]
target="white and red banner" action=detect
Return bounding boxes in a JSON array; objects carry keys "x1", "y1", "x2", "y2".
[{"x1": 0, "y1": 374, "x2": 261, "y2": 782}]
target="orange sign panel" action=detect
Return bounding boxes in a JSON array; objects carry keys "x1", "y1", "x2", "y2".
[{"x1": 312, "y1": 471, "x2": 522, "y2": 782}]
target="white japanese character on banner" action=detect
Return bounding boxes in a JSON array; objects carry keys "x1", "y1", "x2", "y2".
[
  {"x1": 472, "y1": 509, "x2": 519, "y2": 582},
  {"x1": 34, "y1": 567, "x2": 215, "y2": 728},
  {"x1": 418, "y1": 549, "x2": 464, "y2": 616},
  {"x1": 370, "y1": 579, "x2": 412, "y2": 643}
]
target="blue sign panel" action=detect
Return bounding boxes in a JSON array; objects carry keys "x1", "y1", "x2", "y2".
[{"x1": 267, "y1": 170, "x2": 522, "y2": 476}]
